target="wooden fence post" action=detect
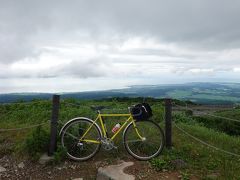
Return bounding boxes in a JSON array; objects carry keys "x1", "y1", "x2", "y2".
[
  {"x1": 165, "y1": 98, "x2": 172, "y2": 149},
  {"x1": 48, "y1": 94, "x2": 60, "y2": 156}
]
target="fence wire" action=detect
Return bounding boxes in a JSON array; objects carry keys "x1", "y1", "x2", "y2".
[
  {"x1": 0, "y1": 121, "x2": 49, "y2": 132},
  {"x1": 61, "y1": 100, "x2": 130, "y2": 113},
  {"x1": 61, "y1": 100, "x2": 82, "y2": 108},
  {"x1": 0, "y1": 100, "x2": 131, "y2": 133},
  {"x1": 204, "y1": 113, "x2": 240, "y2": 123},
  {"x1": 174, "y1": 122, "x2": 240, "y2": 157},
  {"x1": 0, "y1": 100, "x2": 52, "y2": 106},
  {"x1": 173, "y1": 103, "x2": 240, "y2": 123}
]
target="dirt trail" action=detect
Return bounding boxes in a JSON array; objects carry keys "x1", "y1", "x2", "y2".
[{"x1": 0, "y1": 153, "x2": 200, "y2": 180}]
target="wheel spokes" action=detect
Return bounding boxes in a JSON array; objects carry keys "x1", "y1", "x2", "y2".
[
  {"x1": 124, "y1": 121, "x2": 164, "y2": 159},
  {"x1": 125, "y1": 139, "x2": 144, "y2": 143},
  {"x1": 64, "y1": 132, "x2": 79, "y2": 140},
  {"x1": 61, "y1": 120, "x2": 101, "y2": 160}
]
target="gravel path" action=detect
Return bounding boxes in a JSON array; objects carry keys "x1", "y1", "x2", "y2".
[{"x1": 0, "y1": 154, "x2": 197, "y2": 180}]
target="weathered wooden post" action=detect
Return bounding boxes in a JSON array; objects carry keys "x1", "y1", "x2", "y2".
[
  {"x1": 48, "y1": 94, "x2": 60, "y2": 156},
  {"x1": 165, "y1": 98, "x2": 172, "y2": 149}
]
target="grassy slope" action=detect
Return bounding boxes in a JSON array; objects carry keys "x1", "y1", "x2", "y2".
[
  {"x1": 1, "y1": 99, "x2": 240, "y2": 179},
  {"x1": 170, "y1": 123, "x2": 240, "y2": 179},
  {"x1": 194, "y1": 108, "x2": 240, "y2": 136}
]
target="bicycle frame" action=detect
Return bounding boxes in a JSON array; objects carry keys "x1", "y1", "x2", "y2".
[{"x1": 79, "y1": 113, "x2": 144, "y2": 144}]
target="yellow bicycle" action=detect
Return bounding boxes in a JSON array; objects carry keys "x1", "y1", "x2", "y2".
[{"x1": 60, "y1": 103, "x2": 165, "y2": 161}]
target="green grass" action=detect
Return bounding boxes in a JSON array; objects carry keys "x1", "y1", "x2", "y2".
[
  {"x1": 151, "y1": 123, "x2": 240, "y2": 179},
  {"x1": 194, "y1": 108, "x2": 240, "y2": 136},
  {"x1": 1, "y1": 98, "x2": 240, "y2": 179},
  {"x1": 0, "y1": 99, "x2": 164, "y2": 159},
  {"x1": 0, "y1": 100, "x2": 52, "y2": 128}
]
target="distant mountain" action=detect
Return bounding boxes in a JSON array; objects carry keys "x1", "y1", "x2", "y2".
[{"x1": 1, "y1": 82, "x2": 240, "y2": 104}]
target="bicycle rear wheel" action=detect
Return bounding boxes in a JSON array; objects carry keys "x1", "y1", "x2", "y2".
[
  {"x1": 61, "y1": 118, "x2": 102, "y2": 161},
  {"x1": 123, "y1": 120, "x2": 164, "y2": 160}
]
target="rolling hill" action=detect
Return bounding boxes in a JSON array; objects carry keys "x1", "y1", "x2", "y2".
[{"x1": 1, "y1": 82, "x2": 240, "y2": 104}]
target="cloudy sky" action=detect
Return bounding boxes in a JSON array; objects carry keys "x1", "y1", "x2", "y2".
[{"x1": 1, "y1": 0, "x2": 240, "y2": 93}]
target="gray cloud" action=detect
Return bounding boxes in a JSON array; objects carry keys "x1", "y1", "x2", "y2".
[
  {"x1": 1, "y1": 0, "x2": 240, "y2": 93},
  {"x1": 58, "y1": 58, "x2": 111, "y2": 78},
  {"x1": 1, "y1": 0, "x2": 240, "y2": 63},
  {"x1": 0, "y1": 57, "x2": 110, "y2": 79}
]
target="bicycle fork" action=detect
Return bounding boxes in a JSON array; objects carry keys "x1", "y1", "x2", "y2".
[{"x1": 132, "y1": 121, "x2": 146, "y2": 141}]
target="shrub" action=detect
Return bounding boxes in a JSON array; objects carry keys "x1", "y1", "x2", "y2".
[
  {"x1": 173, "y1": 113, "x2": 196, "y2": 124},
  {"x1": 52, "y1": 145, "x2": 67, "y2": 164},
  {"x1": 150, "y1": 158, "x2": 170, "y2": 171},
  {"x1": 185, "y1": 110, "x2": 193, "y2": 116},
  {"x1": 25, "y1": 126, "x2": 50, "y2": 160}
]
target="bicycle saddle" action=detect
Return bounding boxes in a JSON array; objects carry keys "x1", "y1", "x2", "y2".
[{"x1": 90, "y1": 105, "x2": 106, "y2": 111}]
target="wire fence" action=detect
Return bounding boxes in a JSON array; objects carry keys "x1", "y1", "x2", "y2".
[
  {"x1": 174, "y1": 122, "x2": 240, "y2": 157},
  {"x1": 0, "y1": 103, "x2": 50, "y2": 132},
  {"x1": 172, "y1": 102, "x2": 240, "y2": 123},
  {"x1": 61, "y1": 100, "x2": 131, "y2": 113},
  {"x1": 0, "y1": 100, "x2": 131, "y2": 133},
  {"x1": 0, "y1": 100, "x2": 52, "y2": 106},
  {"x1": 0, "y1": 102, "x2": 52, "y2": 132},
  {"x1": 61, "y1": 100, "x2": 82, "y2": 108},
  {"x1": 1, "y1": 98, "x2": 239, "y2": 158},
  {"x1": 172, "y1": 102, "x2": 240, "y2": 157},
  {"x1": 0, "y1": 121, "x2": 49, "y2": 132},
  {"x1": 204, "y1": 113, "x2": 240, "y2": 123}
]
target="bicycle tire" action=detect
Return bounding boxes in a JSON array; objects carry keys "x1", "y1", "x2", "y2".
[
  {"x1": 60, "y1": 118, "x2": 102, "y2": 161},
  {"x1": 123, "y1": 120, "x2": 165, "y2": 160}
]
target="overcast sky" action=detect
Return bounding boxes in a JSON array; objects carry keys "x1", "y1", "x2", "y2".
[{"x1": 1, "y1": 0, "x2": 240, "y2": 93}]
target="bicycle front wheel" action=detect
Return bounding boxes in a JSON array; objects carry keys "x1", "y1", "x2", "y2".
[
  {"x1": 61, "y1": 118, "x2": 102, "y2": 161},
  {"x1": 123, "y1": 120, "x2": 164, "y2": 160}
]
